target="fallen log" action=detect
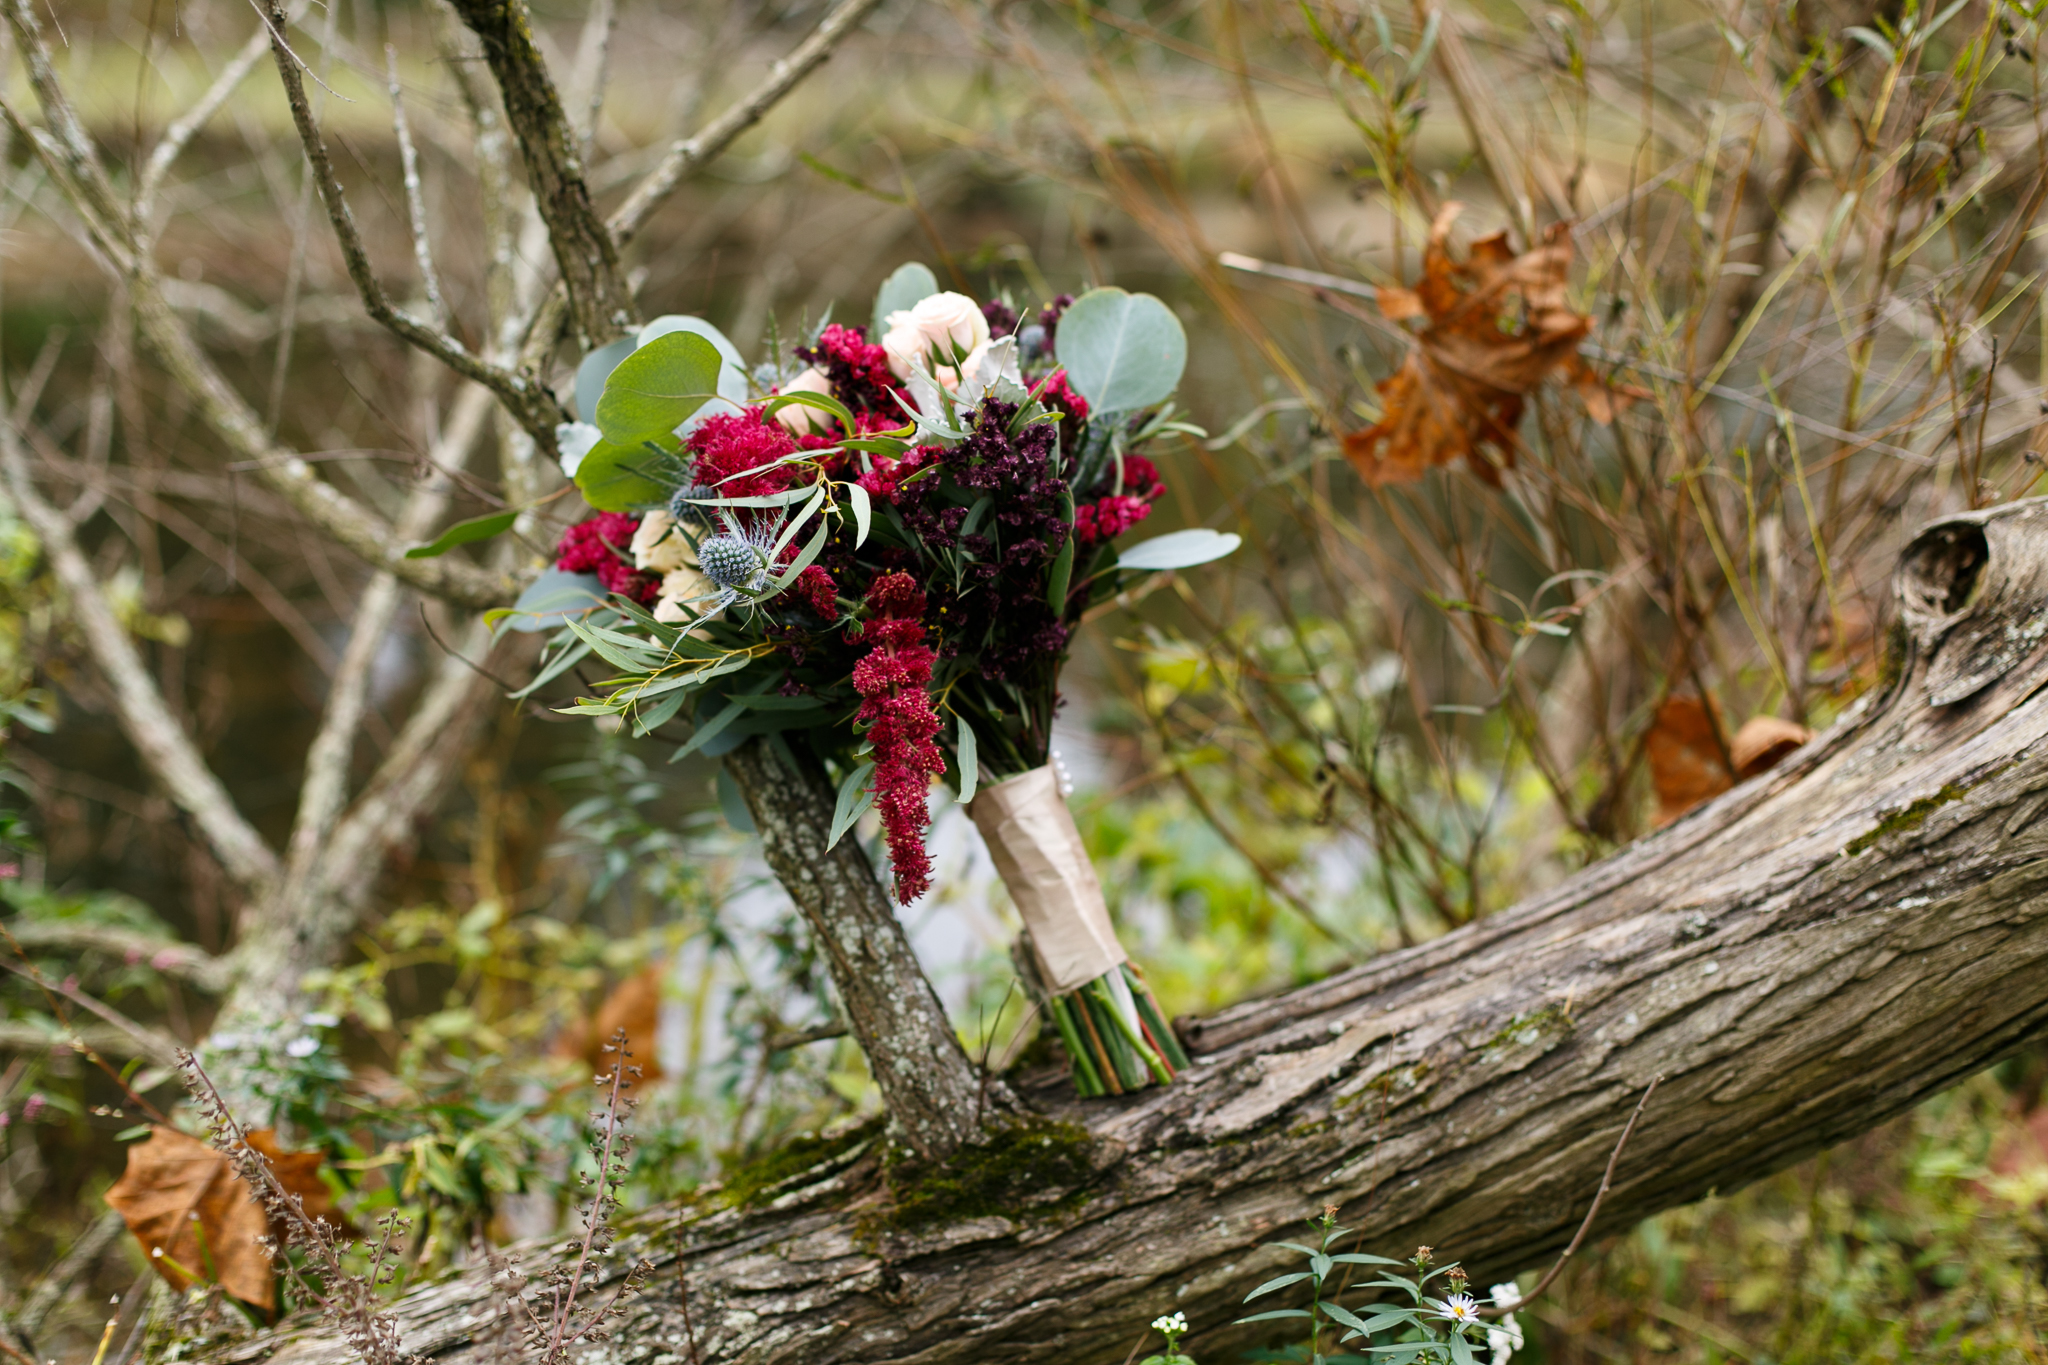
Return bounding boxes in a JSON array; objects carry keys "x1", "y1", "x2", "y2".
[{"x1": 222, "y1": 500, "x2": 2048, "y2": 1364}]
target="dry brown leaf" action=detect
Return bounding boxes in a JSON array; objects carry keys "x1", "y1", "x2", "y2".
[
  {"x1": 1344, "y1": 203, "x2": 1619, "y2": 488},
  {"x1": 1646, "y1": 701, "x2": 1816, "y2": 826},
  {"x1": 554, "y1": 964, "x2": 665, "y2": 1080},
  {"x1": 104, "y1": 1125, "x2": 343, "y2": 1310},
  {"x1": 1730, "y1": 716, "x2": 1814, "y2": 780},
  {"x1": 1645, "y1": 697, "x2": 1733, "y2": 829}
]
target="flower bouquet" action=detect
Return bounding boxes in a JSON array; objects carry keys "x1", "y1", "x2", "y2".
[{"x1": 509, "y1": 265, "x2": 1237, "y2": 1096}]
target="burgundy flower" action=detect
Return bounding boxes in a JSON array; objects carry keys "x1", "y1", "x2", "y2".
[
  {"x1": 850, "y1": 572, "x2": 942, "y2": 902},
  {"x1": 1074, "y1": 494, "x2": 1156, "y2": 546},
  {"x1": 796, "y1": 565, "x2": 840, "y2": 618},
  {"x1": 799, "y1": 324, "x2": 902, "y2": 420},
  {"x1": 982, "y1": 298, "x2": 1019, "y2": 339},
  {"x1": 556, "y1": 513, "x2": 659, "y2": 602}
]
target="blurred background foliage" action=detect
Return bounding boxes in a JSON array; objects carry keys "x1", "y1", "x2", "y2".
[{"x1": 4, "y1": 0, "x2": 2048, "y2": 1358}]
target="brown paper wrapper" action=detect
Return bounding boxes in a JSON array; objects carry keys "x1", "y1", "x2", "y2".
[{"x1": 968, "y1": 765, "x2": 1126, "y2": 992}]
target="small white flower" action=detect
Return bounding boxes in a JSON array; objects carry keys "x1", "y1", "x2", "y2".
[
  {"x1": 556, "y1": 421, "x2": 602, "y2": 478},
  {"x1": 284, "y1": 1036, "x2": 320, "y2": 1058},
  {"x1": 1151, "y1": 1312, "x2": 1187, "y2": 1334},
  {"x1": 1431, "y1": 1293, "x2": 1482, "y2": 1326},
  {"x1": 301, "y1": 1012, "x2": 340, "y2": 1029},
  {"x1": 1487, "y1": 1284, "x2": 1524, "y2": 1364}
]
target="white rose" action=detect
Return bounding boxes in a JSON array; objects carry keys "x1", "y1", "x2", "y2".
[
  {"x1": 653, "y1": 566, "x2": 708, "y2": 625},
  {"x1": 881, "y1": 292, "x2": 990, "y2": 379},
  {"x1": 772, "y1": 366, "x2": 835, "y2": 435},
  {"x1": 631, "y1": 510, "x2": 694, "y2": 575}
]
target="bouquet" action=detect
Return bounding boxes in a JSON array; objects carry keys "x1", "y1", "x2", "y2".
[{"x1": 509, "y1": 265, "x2": 1237, "y2": 1096}]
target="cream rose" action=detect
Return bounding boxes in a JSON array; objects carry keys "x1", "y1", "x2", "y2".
[
  {"x1": 881, "y1": 292, "x2": 990, "y2": 380},
  {"x1": 652, "y1": 566, "x2": 708, "y2": 626},
  {"x1": 771, "y1": 366, "x2": 835, "y2": 435},
  {"x1": 631, "y1": 509, "x2": 694, "y2": 575}
]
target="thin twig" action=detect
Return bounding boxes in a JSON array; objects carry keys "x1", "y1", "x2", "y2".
[
  {"x1": 1481, "y1": 1074, "x2": 1662, "y2": 1318},
  {"x1": 384, "y1": 44, "x2": 450, "y2": 331}
]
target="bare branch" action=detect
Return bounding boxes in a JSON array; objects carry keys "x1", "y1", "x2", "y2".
[
  {"x1": 0, "y1": 422, "x2": 281, "y2": 894},
  {"x1": 261, "y1": 0, "x2": 569, "y2": 445},
  {"x1": 0, "y1": 921, "x2": 231, "y2": 992},
  {"x1": 609, "y1": 0, "x2": 888, "y2": 246},
  {"x1": 285, "y1": 382, "x2": 494, "y2": 882},
  {"x1": 384, "y1": 43, "x2": 452, "y2": 332},
  {"x1": 0, "y1": 0, "x2": 133, "y2": 263},
  {"x1": 136, "y1": 21, "x2": 278, "y2": 222},
  {"x1": 446, "y1": 0, "x2": 635, "y2": 348}
]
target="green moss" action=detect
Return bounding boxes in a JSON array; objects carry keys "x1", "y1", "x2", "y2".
[
  {"x1": 713, "y1": 1116, "x2": 884, "y2": 1210},
  {"x1": 1844, "y1": 782, "x2": 1967, "y2": 856},
  {"x1": 868, "y1": 1117, "x2": 1096, "y2": 1233},
  {"x1": 1479, "y1": 1003, "x2": 1574, "y2": 1060}
]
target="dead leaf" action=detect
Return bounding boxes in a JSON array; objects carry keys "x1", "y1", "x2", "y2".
[
  {"x1": 1344, "y1": 203, "x2": 1622, "y2": 488},
  {"x1": 1730, "y1": 716, "x2": 1814, "y2": 780},
  {"x1": 1646, "y1": 700, "x2": 1815, "y2": 826},
  {"x1": 104, "y1": 1125, "x2": 344, "y2": 1310},
  {"x1": 553, "y1": 964, "x2": 665, "y2": 1080},
  {"x1": 1645, "y1": 697, "x2": 1733, "y2": 828}
]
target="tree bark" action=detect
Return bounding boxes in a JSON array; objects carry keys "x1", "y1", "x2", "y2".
[
  {"x1": 723, "y1": 738, "x2": 992, "y2": 1160},
  {"x1": 217, "y1": 499, "x2": 2048, "y2": 1365}
]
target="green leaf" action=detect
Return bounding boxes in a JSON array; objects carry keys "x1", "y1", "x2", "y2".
[
  {"x1": 955, "y1": 715, "x2": 980, "y2": 804},
  {"x1": 1055, "y1": 287, "x2": 1188, "y2": 412},
  {"x1": 510, "y1": 637, "x2": 592, "y2": 699},
  {"x1": 1845, "y1": 25, "x2": 1896, "y2": 61},
  {"x1": 1118, "y1": 528, "x2": 1242, "y2": 572},
  {"x1": 871, "y1": 261, "x2": 939, "y2": 337},
  {"x1": 671, "y1": 699, "x2": 746, "y2": 762},
  {"x1": 632, "y1": 687, "x2": 689, "y2": 737},
  {"x1": 575, "y1": 337, "x2": 639, "y2": 422},
  {"x1": 405, "y1": 508, "x2": 518, "y2": 559},
  {"x1": 716, "y1": 764, "x2": 756, "y2": 832},
  {"x1": 575, "y1": 438, "x2": 671, "y2": 512},
  {"x1": 848, "y1": 481, "x2": 873, "y2": 548},
  {"x1": 1310, "y1": 1251, "x2": 1333, "y2": 1281},
  {"x1": 827, "y1": 762, "x2": 877, "y2": 850},
  {"x1": 594, "y1": 330, "x2": 725, "y2": 445},
  {"x1": 1448, "y1": 1332, "x2": 1476, "y2": 1365},
  {"x1": 763, "y1": 389, "x2": 859, "y2": 435},
  {"x1": 116, "y1": 1124, "x2": 153, "y2": 1142},
  {"x1": 565, "y1": 618, "x2": 664, "y2": 672},
  {"x1": 1233, "y1": 1310, "x2": 1314, "y2": 1324},
  {"x1": 499, "y1": 569, "x2": 607, "y2": 636},
  {"x1": 1331, "y1": 1254, "x2": 1411, "y2": 1268},
  {"x1": 1323, "y1": 1303, "x2": 1374, "y2": 1341},
  {"x1": 1244, "y1": 1272, "x2": 1314, "y2": 1301}
]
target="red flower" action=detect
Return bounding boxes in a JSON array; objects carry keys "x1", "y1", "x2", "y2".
[
  {"x1": 850, "y1": 572, "x2": 942, "y2": 902},
  {"x1": 795, "y1": 565, "x2": 839, "y2": 618},
  {"x1": 555, "y1": 513, "x2": 659, "y2": 602},
  {"x1": 856, "y1": 446, "x2": 939, "y2": 504},
  {"x1": 1039, "y1": 367, "x2": 1091, "y2": 424},
  {"x1": 1073, "y1": 494, "x2": 1156, "y2": 546},
  {"x1": 688, "y1": 409, "x2": 800, "y2": 501}
]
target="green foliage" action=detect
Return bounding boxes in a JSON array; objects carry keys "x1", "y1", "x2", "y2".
[
  {"x1": 872, "y1": 1117, "x2": 1095, "y2": 1232},
  {"x1": 1055, "y1": 287, "x2": 1189, "y2": 414},
  {"x1": 870, "y1": 261, "x2": 939, "y2": 337}
]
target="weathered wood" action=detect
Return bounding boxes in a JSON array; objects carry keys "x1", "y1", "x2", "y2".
[
  {"x1": 723, "y1": 737, "x2": 990, "y2": 1160},
  {"x1": 219, "y1": 501, "x2": 2048, "y2": 1364}
]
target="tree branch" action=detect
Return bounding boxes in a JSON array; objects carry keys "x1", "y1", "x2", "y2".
[
  {"x1": 0, "y1": 920, "x2": 231, "y2": 992},
  {"x1": 608, "y1": 0, "x2": 888, "y2": 246},
  {"x1": 136, "y1": 20, "x2": 279, "y2": 224},
  {"x1": 445, "y1": 0, "x2": 635, "y2": 349},
  {"x1": 262, "y1": 0, "x2": 568, "y2": 447},
  {"x1": 0, "y1": 421, "x2": 281, "y2": 894}
]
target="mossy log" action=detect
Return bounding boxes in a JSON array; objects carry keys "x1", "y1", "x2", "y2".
[{"x1": 213, "y1": 501, "x2": 2048, "y2": 1364}]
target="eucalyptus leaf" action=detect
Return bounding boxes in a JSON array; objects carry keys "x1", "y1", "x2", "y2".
[
  {"x1": 1055, "y1": 287, "x2": 1187, "y2": 412},
  {"x1": 954, "y1": 716, "x2": 980, "y2": 803},
  {"x1": 871, "y1": 261, "x2": 939, "y2": 337},
  {"x1": 1117, "y1": 528, "x2": 1243, "y2": 572},
  {"x1": 593, "y1": 330, "x2": 725, "y2": 445},
  {"x1": 717, "y1": 764, "x2": 756, "y2": 833},
  {"x1": 575, "y1": 438, "x2": 671, "y2": 512},
  {"x1": 848, "y1": 481, "x2": 873, "y2": 548},
  {"x1": 500, "y1": 569, "x2": 606, "y2": 635},
  {"x1": 827, "y1": 762, "x2": 877, "y2": 850},
  {"x1": 575, "y1": 337, "x2": 639, "y2": 422},
  {"x1": 672, "y1": 699, "x2": 747, "y2": 761},
  {"x1": 405, "y1": 508, "x2": 518, "y2": 559}
]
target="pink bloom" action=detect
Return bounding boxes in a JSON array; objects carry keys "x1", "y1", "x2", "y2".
[
  {"x1": 851, "y1": 573, "x2": 942, "y2": 902},
  {"x1": 1074, "y1": 494, "x2": 1155, "y2": 546},
  {"x1": 689, "y1": 409, "x2": 801, "y2": 501},
  {"x1": 795, "y1": 565, "x2": 839, "y2": 618},
  {"x1": 856, "y1": 446, "x2": 939, "y2": 504},
  {"x1": 1040, "y1": 367, "x2": 1091, "y2": 425},
  {"x1": 555, "y1": 513, "x2": 660, "y2": 603}
]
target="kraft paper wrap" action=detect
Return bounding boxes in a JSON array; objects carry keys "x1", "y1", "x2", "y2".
[{"x1": 968, "y1": 766, "x2": 1127, "y2": 993}]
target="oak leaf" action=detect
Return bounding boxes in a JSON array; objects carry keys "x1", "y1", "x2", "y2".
[
  {"x1": 1344, "y1": 203, "x2": 1621, "y2": 488},
  {"x1": 103, "y1": 1125, "x2": 343, "y2": 1310}
]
